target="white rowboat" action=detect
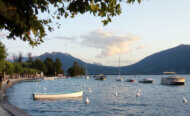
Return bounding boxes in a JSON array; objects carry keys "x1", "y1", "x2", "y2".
[
  {"x1": 33, "y1": 91, "x2": 83, "y2": 100},
  {"x1": 43, "y1": 77, "x2": 55, "y2": 80}
]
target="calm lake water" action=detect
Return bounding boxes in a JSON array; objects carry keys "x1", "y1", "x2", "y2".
[{"x1": 6, "y1": 75, "x2": 190, "y2": 116}]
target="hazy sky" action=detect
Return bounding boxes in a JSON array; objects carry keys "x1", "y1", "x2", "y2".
[{"x1": 1, "y1": 0, "x2": 190, "y2": 66}]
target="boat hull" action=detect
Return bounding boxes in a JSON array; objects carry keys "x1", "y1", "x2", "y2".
[
  {"x1": 161, "y1": 76, "x2": 185, "y2": 85},
  {"x1": 139, "y1": 80, "x2": 153, "y2": 83},
  {"x1": 33, "y1": 91, "x2": 83, "y2": 100}
]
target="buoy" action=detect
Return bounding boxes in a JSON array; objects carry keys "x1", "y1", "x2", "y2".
[
  {"x1": 85, "y1": 97, "x2": 90, "y2": 104},
  {"x1": 138, "y1": 89, "x2": 141, "y2": 93},
  {"x1": 43, "y1": 87, "x2": 46, "y2": 92},
  {"x1": 113, "y1": 85, "x2": 115, "y2": 88},
  {"x1": 183, "y1": 97, "x2": 188, "y2": 103},
  {"x1": 115, "y1": 91, "x2": 118, "y2": 96},
  {"x1": 136, "y1": 92, "x2": 140, "y2": 97},
  {"x1": 83, "y1": 84, "x2": 86, "y2": 88},
  {"x1": 88, "y1": 88, "x2": 92, "y2": 93}
]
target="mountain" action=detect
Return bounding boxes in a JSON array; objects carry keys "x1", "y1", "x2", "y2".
[
  {"x1": 37, "y1": 52, "x2": 117, "y2": 74},
  {"x1": 12, "y1": 44, "x2": 190, "y2": 75},
  {"x1": 121, "y1": 44, "x2": 190, "y2": 74}
]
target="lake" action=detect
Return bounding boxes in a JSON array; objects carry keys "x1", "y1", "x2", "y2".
[{"x1": 6, "y1": 75, "x2": 190, "y2": 116}]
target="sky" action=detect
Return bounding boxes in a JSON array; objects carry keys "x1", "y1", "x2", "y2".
[{"x1": 1, "y1": 0, "x2": 190, "y2": 66}]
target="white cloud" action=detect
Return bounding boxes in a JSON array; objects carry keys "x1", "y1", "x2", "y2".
[
  {"x1": 55, "y1": 36, "x2": 75, "y2": 41},
  {"x1": 136, "y1": 45, "x2": 146, "y2": 50},
  {"x1": 81, "y1": 29, "x2": 140, "y2": 58}
]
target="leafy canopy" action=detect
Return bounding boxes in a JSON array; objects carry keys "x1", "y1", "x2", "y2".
[{"x1": 0, "y1": 0, "x2": 141, "y2": 46}]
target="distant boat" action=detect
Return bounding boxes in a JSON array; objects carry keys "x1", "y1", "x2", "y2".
[
  {"x1": 33, "y1": 91, "x2": 83, "y2": 100},
  {"x1": 161, "y1": 72, "x2": 185, "y2": 85},
  {"x1": 139, "y1": 78, "x2": 154, "y2": 83},
  {"x1": 161, "y1": 76, "x2": 185, "y2": 85},
  {"x1": 95, "y1": 74, "x2": 106, "y2": 80},
  {"x1": 125, "y1": 79, "x2": 135, "y2": 82},
  {"x1": 116, "y1": 56, "x2": 123, "y2": 82},
  {"x1": 43, "y1": 77, "x2": 55, "y2": 80}
]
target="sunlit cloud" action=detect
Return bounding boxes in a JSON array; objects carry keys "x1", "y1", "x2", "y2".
[
  {"x1": 136, "y1": 45, "x2": 146, "y2": 50},
  {"x1": 80, "y1": 29, "x2": 140, "y2": 58}
]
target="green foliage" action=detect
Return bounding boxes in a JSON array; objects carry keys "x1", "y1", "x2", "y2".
[
  {"x1": 67, "y1": 62, "x2": 85, "y2": 77},
  {"x1": 33, "y1": 58, "x2": 48, "y2": 74},
  {"x1": 54, "y1": 58, "x2": 64, "y2": 74},
  {"x1": 44, "y1": 57, "x2": 55, "y2": 76},
  {"x1": 0, "y1": 0, "x2": 141, "y2": 46},
  {"x1": 0, "y1": 41, "x2": 7, "y2": 61}
]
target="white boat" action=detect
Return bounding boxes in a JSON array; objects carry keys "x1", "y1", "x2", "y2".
[
  {"x1": 161, "y1": 76, "x2": 185, "y2": 85},
  {"x1": 139, "y1": 78, "x2": 154, "y2": 83},
  {"x1": 116, "y1": 56, "x2": 123, "y2": 82},
  {"x1": 161, "y1": 72, "x2": 185, "y2": 85},
  {"x1": 43, "y1": 77, "x2": 55, "y2": 80},
  {"x1": 116, "y1": 77, "x2": 123, "y2": 82},
  {"x1": 33, "y1": 91, "x2": 83, "y2": 100}
]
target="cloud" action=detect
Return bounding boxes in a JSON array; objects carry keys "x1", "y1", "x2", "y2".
[
  {"x1": 80, "y1": 29, "x2": 140, "y2": 58},
  {"x1": 55, "y1": 36, "x2": 75, "y2": 41},
  {"x1": 136, "y1": 45, "x2": 146, "y2": 50}
]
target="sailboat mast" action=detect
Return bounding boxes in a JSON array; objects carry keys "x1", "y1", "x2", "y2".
[
  {"x1": 86, "y1": 63, "x2": 88, "y2": 76},
  {"x1": 119, "y1": 56, "x2": 120, "y2": 76}
]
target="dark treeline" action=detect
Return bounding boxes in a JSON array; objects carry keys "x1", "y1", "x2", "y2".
[
  {"x1": 0, "y1": 41, "x2": 85, "y2": 79},
  {"x1": 67, "y1": 62, "x2": 85, "y2": 76}
]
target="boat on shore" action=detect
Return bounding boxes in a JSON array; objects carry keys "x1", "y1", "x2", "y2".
[
  {"x1": 43, "y1": 77, "x2": 55, "y2": 80},
  {"x1": 139, "y1": 78, "x2": 154, "y2": 83},
  {"x1": 161, "y1": 72, "x2": 185, "y2": 85},
  {"x1": 33, "y1": 91, "x2": 83, "y2": 100}
]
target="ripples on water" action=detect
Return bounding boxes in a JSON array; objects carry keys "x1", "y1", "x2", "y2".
[{"x1": 6, "y1": 75, "x2": 190, "y2": 116}]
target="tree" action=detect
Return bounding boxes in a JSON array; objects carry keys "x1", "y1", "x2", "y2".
[
  {"x1": 33, "y1": 58, "x2": 48, "y2": 74},
  {"x1": 27, "y1": 52, "x2": 33, "y2": 62},
  {"x1": 67, "y1": 62, "x2": 85, "y2": 76},
  {"x1": 18, "y1": 52, "x2": 23, "y2": 63},
  {"x1": 44, "y1": 57, "x2": 54, "y2": 76},
  {"x1": 54, "y1": 58, "x2": 64, "y2": 75},
  {"x1": 0, "y1": 41, "x2": 7, "y2": 61},
  {"x1": 0, "y1": 0, "x2": 141, "y2": 46}
]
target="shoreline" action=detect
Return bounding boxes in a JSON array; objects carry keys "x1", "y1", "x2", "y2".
[{"x1": 0, "y1": 78, "x2": 40, "y2": 116}]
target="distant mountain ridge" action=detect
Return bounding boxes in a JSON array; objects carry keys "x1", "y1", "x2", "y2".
[
  {"x1": 121, "y1": 44, "x2": 190, "y2": 74},
  {"x1": 9, "y1": 44, "x2": 190, "y2": 74}
]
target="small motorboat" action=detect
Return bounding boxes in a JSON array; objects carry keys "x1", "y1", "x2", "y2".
[
  {"x1": 161, "y1": 76, "x2": 185, "y2": 85},
  {"x1": 95, "y1": 76, "x2": 106, "y2": 81},
  {"x1": 33, "y1": 91, "x2": 83, "y2": 100},
  {"x1": 116, "y1": 77, "x2": 123, "y2": 82},
  {"x1": 139, "y1": 78, "x2": 154, "y2": 83},
  {"x1": 125, "y1": 79, "x2": 135, "y2": 82}
]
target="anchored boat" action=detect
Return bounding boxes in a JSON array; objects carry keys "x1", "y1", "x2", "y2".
[
  {"x1": 161, "y1": 76, "x2": 185, "y2": 85},
  {"x1": 139, "y1": 78, "x2": 154, "y2": 83},
  {"x1": 125, "y1": 79, "x2": 135, "y2": 82},
  {"x1": 161, "y1": 72, "x2": 185, "y2": 85},
  {"x1": 33, "y1": 91, "x2": 83, "y2": 100}
]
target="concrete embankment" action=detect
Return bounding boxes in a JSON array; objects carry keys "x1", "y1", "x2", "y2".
[{"x1": 0, "y1": 79, "x2": 33, "y2": 116}]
